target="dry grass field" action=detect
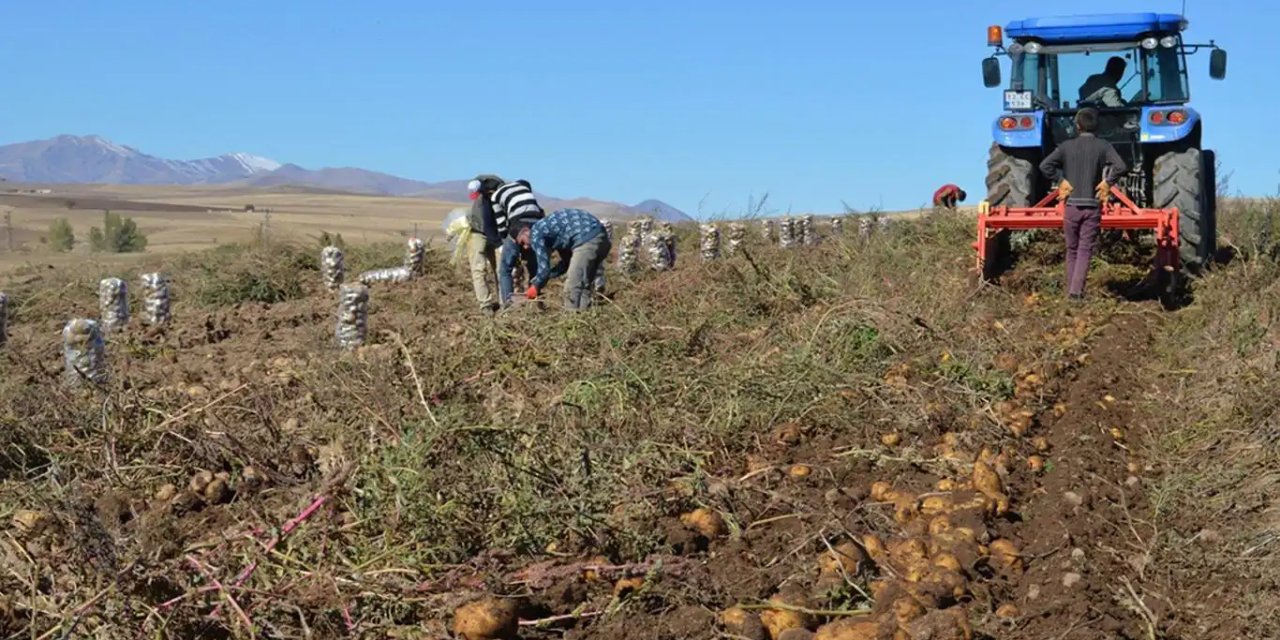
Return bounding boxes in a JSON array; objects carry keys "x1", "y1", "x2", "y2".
[
  {"x1": 0, "y1": 184, "x2": 462, "y2": 274},
  {"x1": 3, "y1": 196, "x2": 1280, "y2": 638},
  {"x1": 0, "y1": 184, "x2": 933, "y2": 278}
]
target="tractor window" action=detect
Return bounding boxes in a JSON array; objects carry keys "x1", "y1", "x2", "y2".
[
  {"x1": 1142, "y1": 46, "x2": 1190, "y2": 102},
  {"x1": 1049, "y1": 49, "x2": 1141, "y2": 108}
]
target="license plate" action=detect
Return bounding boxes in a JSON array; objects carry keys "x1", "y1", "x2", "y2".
[{"x1": 1004, "y1": 90, "x2": 1032, "y2": 110}]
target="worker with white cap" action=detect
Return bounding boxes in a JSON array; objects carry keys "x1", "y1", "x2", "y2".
[{"x1": 465, "y1": 175, "x2": 505, "y2": 314}]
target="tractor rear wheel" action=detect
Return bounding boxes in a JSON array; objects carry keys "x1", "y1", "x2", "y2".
[
  {"x1": 982, "y1": 144, "x2": 1036, "y2": 280},
  {"x1": 1154, "y1": 147, "x2": 1216, "y2": 274}
]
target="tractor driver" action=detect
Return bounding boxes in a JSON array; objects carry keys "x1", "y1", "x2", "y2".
[{"x1": 1078, "y1": 56, "x2": 1128, "y2": 108}]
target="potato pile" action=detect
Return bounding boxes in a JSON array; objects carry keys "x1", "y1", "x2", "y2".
[{"x1": 720, "y1": 420, "x2": 1042, "y2": 640}]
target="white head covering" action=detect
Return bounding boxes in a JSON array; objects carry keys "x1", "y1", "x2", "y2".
[{"x1": 467, "y1": 179, "x2": 482, "y2": 194}]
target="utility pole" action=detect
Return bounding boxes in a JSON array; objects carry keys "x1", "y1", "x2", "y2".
[
  {"x1": 3, "y1": 209, "x2": 12, "y2": 252},
  {"x1": 413, "y1": 222, "x2": 419, "y2": 239}
]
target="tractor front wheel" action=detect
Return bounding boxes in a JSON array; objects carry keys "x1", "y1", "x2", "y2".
[{"x1": 1154, "y1": 147, "x2": 1216, "y2": 274}]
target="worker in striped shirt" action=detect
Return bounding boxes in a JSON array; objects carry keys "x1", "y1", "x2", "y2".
[
  {"x1": 491, "y1": 179, "x2": 546, "y2": 308},
  {"x1": 510, "y1": 208, "x2": 611, "y2": 311}
]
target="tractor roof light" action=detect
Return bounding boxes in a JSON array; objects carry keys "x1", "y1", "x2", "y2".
[
  {"x1": 1008, "y1": 42, "x2": 1025, "y2": 55},
  {"x1": 1160, "y1": 36, "x2": 1178, "y2": 48},
  {"x1": 1024, "y1": 41, "x2": 1042, "y2": 54},
  {"x1": 1141, "y1": 37, "x2": 1159, "y2": 50},
  {"x1": 988, "y1": 25, "x2": 1003, "y2": 46}
]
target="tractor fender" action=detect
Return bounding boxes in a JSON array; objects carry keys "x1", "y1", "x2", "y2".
[
  {"x1": 991, "y1": 111, "x2": 1044, "y2": 149},
  {"x1": 1139, "y1": 106, "x2": 1200, "y2": 144}
]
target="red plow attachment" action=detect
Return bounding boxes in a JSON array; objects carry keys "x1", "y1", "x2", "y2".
[{"x1": 974, "y1": 186, "x2": 1180, "y2": 282}]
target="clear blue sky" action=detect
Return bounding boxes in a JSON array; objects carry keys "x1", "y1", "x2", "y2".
[{"x1": 2, "y1": 0, "x2": 1273, "y2": 215}]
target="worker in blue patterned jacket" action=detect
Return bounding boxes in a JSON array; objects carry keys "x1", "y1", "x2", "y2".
[{"x1": 509, "y1": 208, "x2": 611, "y2": 310}]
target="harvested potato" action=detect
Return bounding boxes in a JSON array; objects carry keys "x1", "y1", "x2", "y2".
[
  {"x1": 892, "y1": 494, "x2": 919, "y2": 524},
  {"x1": 928, "y1": 532, "x2": 982, "y2": 571},
  {"x1": 972, "y1": 463, "x2": 1003, "y2": 496},
  {"x1": 928, "y1": 515, "x2": 953, "y2": 537},
  {"x1": 1007, "y1": 419, "x2": 1030, "y2": 438},
  {"x1": 971, "y1": 462, "x2": 1008, "y2": 514},
  {"x1": 935, "y1": 479, "x2": 957, "y2": 492},
  {"x1": 188, "y1": 470, "x2": 214, "y2": 494},
  {"x1": 1110, "y1": 427, "x2": 1126, "y2": 441},
  {"x1": 203, "y1": 478, "x2": 231, "y2": 505},
  {"x1": 988, "y1": 539, "x2": 1024, "y2": 574},
  {"x1": 1027, "y1": 456, "x2": 1045, "y2": 473},
  {"x1": 613, "y1": 577, "x2": 646, "y2": 597},
  {"x1": 932, "y1": 552, "x2": 962, "y2": 573},
  {"x1": 1031, "y1": 437, "x2": 1050, "y2": 452},
  {"x1": 452, "y1": 597, "x2": 519, "y2": 640},
  {"x1": 1053, "y1": 403, "x2": 1068, "y2": 418},
  {"x1": 789, "y1": 464, "x2": 814, "y2": 480},
  {"x1": 582, "y1": 555, "x2": 611, "y2": 583},
  {"x1": 814, "y1": 618, "x2": 885, "y2": 640},
  {"x1": 862, "y1": 535, "x2": 889, "y2": 566},
  {"x1": 775, "y1": 422, "x2": 807, "y2": 446},
  {"x1": 919, "y1": 495, "x2": 952, "y2": 517},
  {"x1": 870, "y1": 482, "x2": 894, "y2": 502},
  {"x1": 722, "y1": 607, "x2": 768, "y2": 640},
  {"x1": 154, "y1": 484, "x2": 178, "y2": 502},
  {"x1": 12, "y1": 510, "x2": 50, "y2": 536},
  {"x1": 995, "y1": 603, "x2": 1020, "y2": 619},
  {"x1": 760, "y1": 595, "x2": 814, "y2": 639},
  {"x1": 888, "y1": 538, "x2": 929, "y2": 568},
  {"x1": 880, "y1": 432, "x2": 903, "y2": 447},
  {"x1": 819, "y1": 541, "x2": 867, "y2": 576},
  {"x1": 680, "y1": 508, "x2": 728, "y2": 539}
]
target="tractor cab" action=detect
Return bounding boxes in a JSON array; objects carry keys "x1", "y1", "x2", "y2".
[{"x1": 977, "y1": 13, "x2": 1227, "y2": 286}]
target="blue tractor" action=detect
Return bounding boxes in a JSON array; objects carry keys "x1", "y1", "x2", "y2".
[{"x1": 980, "y1": 13, "x2": 1227, "y2": 279}]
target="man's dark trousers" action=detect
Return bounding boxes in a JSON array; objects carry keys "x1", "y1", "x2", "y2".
[{"x1": 1064, "y1": 204, "x2": 1101, "y2": 296}]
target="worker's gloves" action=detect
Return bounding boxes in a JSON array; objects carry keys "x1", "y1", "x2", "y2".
[
  {"x1": 1095, "y1": 181, "x2": 1112, "y2": 204},
  {"x1": 526, "y1": 286, "x2": 539, "y2": 300},
  {"x1": 1056, "y1": 179, "x2": 1074, "y2": 202}
]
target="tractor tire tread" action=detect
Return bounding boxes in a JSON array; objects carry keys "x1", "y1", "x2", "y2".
[{"x1": 1153, "y1": 147, "x2": 1214, "y2": 272}]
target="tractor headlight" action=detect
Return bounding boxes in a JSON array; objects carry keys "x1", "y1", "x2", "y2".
[
  {"x1": 1160, "y1": 36, "x2": 1178, "y2": 48},
  {"x1": 1024, "y1": 41, "x2": 1042, "y2": 54},
  {"x1": 1141, "y1": 37, "x2": 1159, "y2": 50},
  {"x1": 1008, "y1": 42, "x2": 1024, "y2": 55}
]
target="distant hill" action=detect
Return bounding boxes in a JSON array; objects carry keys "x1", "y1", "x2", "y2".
[
  {"x1": 0, "y1": 134, "x2": 693, "y2": 221},
  {"x1": 0, "y1": 135, "x2": 280, "y2": 185},
  {"x1": 245, "y1": 163, "x2": 432, "y2": 196}
]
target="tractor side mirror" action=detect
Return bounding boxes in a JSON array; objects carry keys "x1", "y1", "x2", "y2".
[
  {"x1": 1209, "y1": 48, "x2": 1228, "y2": 79},
  {"x1": 982, "y1": 57, "x2": 1002, "y2": 88}
]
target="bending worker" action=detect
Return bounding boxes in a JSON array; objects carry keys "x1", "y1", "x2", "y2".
[
  {"x1": 932, "y1": 184, "x2": 967, "y2": 210},
  {"x1": 491, "y1": 178, "x2": 545, "y2": 309},
  {"x1": 509, "y1": 208, "x2": 612, "y2": 311}
]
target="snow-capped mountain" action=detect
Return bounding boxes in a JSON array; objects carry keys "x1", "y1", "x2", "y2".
[
  {"x1": 0, "y1": 135, "x2": 281, "y2": 185},
  {"x1": 0, "y1": 134, "x2": 694, "y2": 221}
]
